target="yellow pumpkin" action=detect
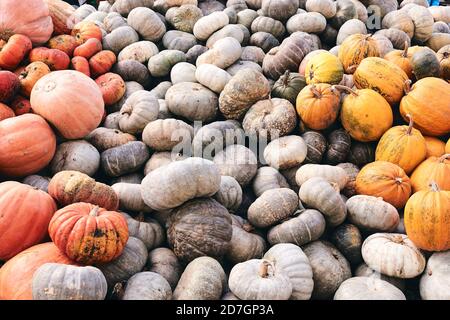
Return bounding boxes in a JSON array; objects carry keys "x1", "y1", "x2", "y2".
[
  {"x1": 404, "y1": 181, "x2": 450, "y2": 252},
  {"x1": 410, "y1": 154, "x2": 450, "y2": 193},
  {"x1": 353, "y1": 57, "x2": 409, "y2": 105},
  {"x1": 338, "y1": 34, "x2": 380, "y2": 74},
  {"x1": 424, "y1": 136, "x2": 446, "y2": 158},
  {"x1": 375, "y1": 115, "x2": 427, "y2": 174},
  {"x1": 336, "y1": 85, "x2": 393, "y2": 142},
  {"x1": 305, "y1": 51, "x2": 344, "y2": 85},
  {"x1": 383, "y1": 42, "x2": 413, "y2": 79},
  {"x1": 296, "y1": 84, "x2": 341, "y2": 130},
  {"x1": 399, "y1": 77, "x2": 450, "y2": 137}
]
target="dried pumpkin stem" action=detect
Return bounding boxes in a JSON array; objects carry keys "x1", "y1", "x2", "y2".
[
  {"x1": 136, "y1": 212, "x2": 145, "y2": 222},
  {"x1": 430, "y1": 181, "x2": 440, "y2": 192},
  {"x1": 405, "y1": 114, "x2": 414, "y2": 135},
  {"x1": 394, "y1": 177, "x2": 403, "y2": 185},
  {"x1": 282, "y1": 70, "x2": 290, "y2": 86},
  {"x1": 403, "y1": 80, "x2": 412, "y2": 95},
  {"x1": 332, "y1": 85, "x2": 358, "y2": 96},
  {"x1": 310, "y1": 85, "x2": 322, "y2": 98},
  {"x1": 259, "y1": 260, "x2": 273, "y2": 278},
  {"x1": 438, "y1": 154, "x2": 450, "y2": 163},
  {"x1": 402, "y1": 41, "x2": 409, "y2": 58}
]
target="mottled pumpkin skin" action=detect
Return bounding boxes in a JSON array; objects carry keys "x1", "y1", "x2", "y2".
[
  {"x1": 296, "y1": 84, "x2": 341, "y2": 130},
  {"x1": 47, "y1": 35, "x2": 78, "y2": 57},
  {"x1": 71, "y1": 21, "x2": 103, "y2": 45},
  {"x1": 29, "y1": 47, "x2": 71, "y2": 71},
  {"x1": 340, "y1": 88, "x2": 393, "y2": 142},
  {"x1": 18, "y1": 62, "x2": 51, "y2": 97},
  {"x1": 305, "y1": 51, "x2": 344, "y2": 85},
  {"x1": 399, "y1": 77, "x2": 450, "y2": 137},
  {"x1": 353, "y1": 57, "x2": 409, "y2": 105},
  {"x1": 356, "y1": 161, "x2": 412, "y2": 209},
  {"x1": 338, "y1": 34, "x2": 380, "y2": 73},
  {"x1": 410, "y1": 155, "x2": 450, "y2": 193},
  {"x1": 48, "y1": 202, "x2": 129, "y2": 265},
  {"x1": 404, "y1": 185, "x2": 450, "y2": 251},
  {"x1": 0, "y1": 35, "x2": 33, "y2": 70},
  {"x1": 424, "y1": 136, "x2": 446, "y2": 158},
  {"x1": 384, "y1": 47, "x2": 413, "y2": 79},
  {"x1": 95, "y1": 72, "x2": 126, "y2": 106}
]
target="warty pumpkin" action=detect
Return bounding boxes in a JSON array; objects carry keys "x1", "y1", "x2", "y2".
[
  {"x1": 404, "y1": 182, "x2": 450, "y2": 251},
  {"x1": 47, "y1": 35, "x2": 78, "y2": 57},
  {"x1": 356, "y1": 161, "x2": 412, "y2": 209},
  {"x1": 305, "y1": 51, "x2": 344, "y2": 85},
  {"x1": 49, "y1": 202, "x2": 129, "y2": 265},
  {"x1": 0, "y1": 35, "x2": 32, "y2": 70},
  {"x1": 410, "y1": 154, "x2": 450, "y2": 193},
  {"x1": 336, "y1": 85, "x2": 393, "y2": 142},
  {"x1": 338, "y1": 34, "x2": 380, "y2": 74},
  {"x1": 17, "y1": 62, "x2": 50, "y2": 97},
  {"x1": 399, "y1": 78, "x2": 450, "y2": 137},
  {"x1": 424, "y1": 136, "x2": 446, "y2": 158},
  {"x1": 383, "y1": 42, "x2": 413, "y2": 79},
  {"x1": 95, "y1": 73, "x2": 126, "y2": 106}
]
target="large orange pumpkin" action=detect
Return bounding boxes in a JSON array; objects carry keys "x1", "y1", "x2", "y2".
[
  {"x1": 30, "y1": 70, "x2": 104, "y2": 139},
  {"x1": 356, "y1": 161, "x2": 412, "y2": 209},
  {"x1": 399, "y1": 77, "x2": 450, "y2": 137},
  {"x1": 404, "y1": 182, "x2": 450, "y2": 252},
  {"x1": 375, "y1": 114, "x2": 427, "y2": 174},
  {"x1": 337, "y1": 85, "x2": 393, "y2": 142},
  {"x1": 43, "y1": 0, "x2": 79, "y2": 35},
  {"x1": 424, "y1": 136, "x2": 446, "y2": 158},
  {"x1": 338, "y1": 34, "x2": 380, "y2": 73},
  {"x1": 0, "y1": 0, "x2": 53, "y2": 45},
  {"x1": 410, "y1": 154, "x2": 450, "y2": 193},
  {"x1": 0, "y1": 114, "x2": 56, "y2": 177},
  {"x1": 18, "y1": 61, "x2": 51, "y2": 97},
  {"x1": 48, "y1": 202, "x2": 129, "y2": 265},
  {"x1": 0, "y1": 35, "x2": 32, "y2": 70},
  {"x1": 383, "y1": 42, "x2": 413, "y2": 79},
  {"x1": 0, "y1": 242, "x2": 75, "y2": 300},
  {"x1": 0, "y1": 182, "x2": 57, "y2": 261}
]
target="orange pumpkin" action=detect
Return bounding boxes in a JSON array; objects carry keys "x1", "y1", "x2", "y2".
[
  {"x1": 446, "y1": 138, "x2": 450, "y2": 153},
  {"x1": 71, "y1": 21, "x2": 103, "y2": 45},
  {"x1": 30, "y1": 70, "x2": 104, "y2": 139},
  {"x1": 0, "y1": 71, "x2": 20, "y2": 103},
  {"x1": 383, "y1": 41, "x2": 413, "y2": 79},
  {"x1": 399, "y1": 78, "x2": 450, "y2": 137},
  {"x1": 0, "y1": 35, "x2": 32, "y2": 70},
  {"x1": 0, "y1": 242, "x2": 76, "y2": 300},
  {"x1": 295, "y1": 84, "x2": 341, "y2": 130},
  {"x1": 71, "y1": 56, "x2": 91, "y2": 77},
  {"x1": 375, "y1": 114, "x2": 427, "y2": 174},
  {"x1": 18, "y1": 61, "x2": 51, "y2": 97},
  {"x1": 410, "y1": 154, "x2": 450, "y2": 193},
  {"x1": 43, "y1": 0, "x2": 80, "y2": 35},
  {"x1": 0, "y1": 114, "x2": 56, "y2": 177},
  {"x1": 29, "y1": 47, "x2": 71, "y2": 71},
  {"x1": 356, "y1": 161, "x2": 412, "y2": 209},
  {"x1": 47, "y1": 34, "x2": 78, "y2": 57},
  {"x1": 0, "y1": 182, "x2": 57, "y2": 261},
  {"x1": 0, "y1": 103, "x2": 15, "y2": 120},
  {"x1": 337, "y1": 85, "x2": 393, "y2": 142},
  {"x1": 49, "y1": 202, "x2": 129, "y2": 264},
  {"x1": 404, "y1": 181, "x2": 450, "y2": 251},
  {"x1": 89, "y1": 50, "x2": 117, "y2": 78},
  {"x1": 9, "y1": 96, "x2": 31, "y2": 116},
  {"x1": 73, "y1": 38, "x2": 102, "y2": 59},
  {"x1": 95, "y1": 73, "x2": 126, "y2": 106},
  {"x1": 0, "y1": 0, "x2": 53, "y2": 45},
  {"x1": 338, "y1": 34, "x2": 380, "y2": 73},
  {"x1": 424, "y1": 136, "x2": 446, "y2": 158}
]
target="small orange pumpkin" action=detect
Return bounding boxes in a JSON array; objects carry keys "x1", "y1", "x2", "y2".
[
  {"x1": 0, "y1": 103, "x2": 15, "y2": 120},
  {"x1": 18, "y1": 61, "x2": 51, "y2": 97},
  {"x1": 89, "y1": 50, "x2": 117, "y2": 78},
  {"x1": 383, "y1": 41, "x2": 413, "y2": 79},
  {"x1": 47, "y1": 34, "x2": 78, "y2": 57},
  {"x1": 375, "y1": 114, "x2": 427, "y2": 174},
  {"x1": 424, "y1": 136, "x2": 446, "y2": 158},
  {"x1": 9, "y1": 96, "x2": 31, "y2": 116},
  {"x1": 338, "y1": 34, "x2": 380, "y2": 73},
  {"x1": 356, "y1": 161, "x2": 412, "y2": 209},
  {"x1": 410, "y1": 154, "x2": 450, "y2": 193},
  {"x1": 0, "y1": 34, "x2": 32, "y2": 70},
  {"x1": 95, "y1": 73, "x2": 126, "y2": 106},
  {"x1": 29, "y1": 47, "x2": 70, "y2": 71},
  {"x1": 73, "y1": 38, "x2": 102, "y2": 59},
  {"x1": 71, "y1": 56, "x2": 91, "y2": 77},
  {"x1": 48, "y1": 202, "x2": 129, "y2": 264},
  {"x1": 71, "y1": 21, "x2": 102, "y2": 45},
  {"x1": 404, "y1": 181, "x2": 450, "y2": 251}
]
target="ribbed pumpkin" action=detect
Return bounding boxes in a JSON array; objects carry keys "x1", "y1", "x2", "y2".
[
  {"x1": 43, "y1": 0, "x2": 79, "y2": 35},
  {"x1": 0, "y1": 34, "x2": 33, "y2": 70},
  {"x1": 30, "y1": 70, "x2": 104, "y2": 139},
  {"x1": 356, "y1": 161, "x2": 412, "y2": 209},
  {"x1": 424, "y1": 136, "x2": 446, "y2": 158},
  {"x1": 338, "y1": 34, "x2": 380, "y2": 74},
  {"x1": 410, "y1": 154, "x2": 450, "y2": 193},
  {"x1": 399, "y1": 78, "x2": 450, "y2": 137},
  {"x1": 353, "y1": 57, "x2": 409, "y2": 105},
  {"x1": 336, "y1": 85, "x2": 393, "y2": 142},
  {"x1": 295, "y1": 84, "x2": 341, "y2": 130},
  {"x1": 49, "y1": 203, "x2": 129, "y2": 265},
  {"x1": 0, "y1": 114, "x2": 56, "y2": 177},
  {"x1": 376, "y1": 115, "x2": 427, "y2": 174},
  {"x1": 383, "y1": 42, "x2": 413, "y2": 79},
  {"x1": 272, "y1": 71, "x2": 307, "y2": 105},
  {"x1": 305, "y1": 51, "x2": 344, "y2": 85},
  {"x1": 404, "y1": 182, "x2": 450, "y2": 252},
  {"x1": 0, "y1": 182, "x2": 57, "y2": 261},
  {"x1": 0, "y1": 243, "x2": 76, "y2": 300}
]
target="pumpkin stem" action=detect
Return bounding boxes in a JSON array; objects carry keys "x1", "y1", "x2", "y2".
[
  {"x1": 430, "y1": 181, "x2": 440, "y2": 192},
  {"x1": 403, "y1": 80, "x2": 412, "y2": 95},
  {"x1": 310, "y1": 85, "x2": 322, "y2": 98},
  {"x1": 347, "y1": 65, "x2": 357, "y2": 73},
  {"x1": 442, "y1": 51, "x2": 449, "y2": 59},
  {"x1": 282, "y1": 70, "x2": 290, "y2": 86},
  {"x1": 89, "y1": 206, "x2": 101, "y2": 217},
  {"x1": 259, "y1": 260, "x2": 273, "y2": 278},
  {"x1": 242, "y1": 222, "x2": 254, "y2": 233},
  {"x1": 332, "y1": 85, "x2": 358, "y2": 96},
  {"x1": 402, "y1": 41, "x2": 409, "y2": 58},
  {"x1": 405, "y1": 114, "x2": 414, "y2": 135},
  {"x1": 136, "y1": 212, "x2": 145, "y2": 222},
  {"x1": 438, "y1": 154, "x2": 450, "y2": 163},
  {"x1": 394, "y1": 177, "x2": 403, "y2": 185},
  {"x1": 330, "y1": 182, "x2": 340, "y2": 193}
]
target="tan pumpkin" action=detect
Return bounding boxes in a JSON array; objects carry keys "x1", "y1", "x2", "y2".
[
  {"x1": 424, "y1": 136, "x2": 446, "y2": 158},
  {"x1": 305, "y1": 51, "x2": 344, "y2": 85},
  {"x1": 338, "y1": 34, "x2": 380, "y2": 73},
  {"x1": 410, "y1": 154, "x2": 450, "y2": 193},
  {"x1": 437, "y1": 45, "x2": 450, "y2": 81}
]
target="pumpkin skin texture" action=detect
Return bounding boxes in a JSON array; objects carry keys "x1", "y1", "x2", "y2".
[
  {"x1": 404, "y1": 183, "x2": 450, "y2": 252},
  {"x1": 47, "y1": 35, "x2": 78, "y2": 57},
  {"x1": 0, "y1": 114, "x2": 56, "y2": 177},
  {"x1": 122, "y1": 272, "x2": 172, "y2": 300},
  {"x1": 89, "y1": 50, "x2": 117, "y2": 78},
  {"x1": 10, "y1": 96, "x2": 31, "y2": 116},
  {"x1": 0, "y1": 0, "x2": 53, "y2": 45},
  {"x1": 252, "y1": 166, "x2": 290, "y2": 197},
  {"x1": 73, "y1": 38, "x2": 102, "y2": 59},
  {"x1": 384, "y1": 44, "x2": 413, "y2": 79},
  {"x1": 296, "y1": 84, "x2": 341, "y2": 131},
  {"x1": 355, "y1": 262, "x2": 406, "y2": 291},
  {"x1": 32, "y1": 264, "x2": 107, "y2": 300},
  {"x1": 214, "y1": 145, "x2": 258, "y2": 187},
  {"x1": 71, "y1": 56, "x2": 90, "y2": 77},
  {"x1": 305, "y1": 51, "x2": 344, "y2": 85},
  {"x1": 296, "y1": 164, "x2": 349, "y2": 190},
  {"x1": 337, "y1": 86, "x2": 393, "y2": 143},
  {"x1": 334, "y1": 277, "x2": 406, "y2": 300},
  {"x1": 423, "y1": 136, "x2": 445, "y2": 158},
  {"x1": 329, "y1": 224, "x2": 362, "y2": 266},
  {"x1": 0, "y1": 35, "x2": 32, "y2": 70},
  {"x1": 437, "y1": 45, "x2": 450, "y2": 81},
  {"x1": 353, "y1": 57, "x2": 409, "y2": 106},
  {"x1": 356, "y1": 161, "x2": 412, "y2": 209},
  {"x1": 420, "y1": 251, "x2": 450, "y2": 300},
  {"x1": 399, "y1": 77, "x2": 450, "y2": 137},
  {"x1": 338, "y1": 34, "x2": 380, "y2": 73},
  {"x1": 147, "y1": 248, "x2": 182, "y2": 290},
  {"x1": 337, "y1": 163, "x2": 360, "y2": 198},
  {"x1": 43, "y1": 0, "x2": 79, "y2": 35},
  {"x1": 0, "y1": 182, "x2": 56, "y2": 261},
  {"x1": 17, "y1": 61, "x2": 51, "y2": 97},
  {"x1": 95, "y1": 73, "x2": 126, "y2": 106},
  {"x1": 0, "y1": 71, "x2": 20, "y2": 103},
  {"x1": 410, "y1": 48, "x2": 441, "y2": 80},
  {"x1": 30, "y1": 70, "x2": 104, "y2": 139},
  {"x1": 301, "y1": 131, "x2": 327, "y2": 164},
  {"x1": 410, "y1": 155, "x2": 450, "y2": 193},
  {"x1": 0, "y1": 243, "x2": 76, "y2": 300},
  {"x1": 263, "y1": 135, "x2": 307, "y2": 170},
  {"x1": 71, "y1": 21, "x2": 102, "y2": 45},
  {"x1": 361, "y1": 233, "x2": 426, "y2": 278},
  {"x1": 29, "y1": 48, "x2": 71, "y2": 71},
  {"x1": 121, "y1": 212, "x2": 164, "y2": 250},
  {"x1": 325, "y1": 129, "x2": 351, "y2": 165},
  {"x1": 375, "y1": 115, "x2": 427, "y2": 174},
  {"x1": 48, "y1": 202, "x2": 129, "y2": 265},
  {"x1": 271, "y1": 71, "x2": 307, "y2": 105}
]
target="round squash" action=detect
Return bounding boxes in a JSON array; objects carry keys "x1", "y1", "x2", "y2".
[
  {"x1": 263, "y1": 135, "x2": 307, "y2": 170},
  {"x1": 122, "y1": 272, "x2": 172, "y2": 300},
  {"x1": 252, "y1": 166, "x2": 290, "y2": 197},
  {"x1": 420, "y1": 251, "x2": 450, "y2": 300},
  {"x1": 329, "y1": 223, "x2": 363, "y2": 265},
  {"x1": 100, "y1": 141, "x2": 150, "y2": 177},
  {"x1": 271, "y1": 71, "x2": 307, "y2": 105},
  {"x1": 384, "y1": 42, "x2": 413, "y2": 79},
  {"x1": 424, "y1": 136, "x2": 446, "y2": 158},
  {"x1": 214, "y1": 145, "x2": 258, "y2": 186},
  {"x1": 147, "y1": 248, "x2": 182, "y2": 290},
  {"x1": 410, "y1": 155, "x2": 450, "y2": 193},
  {"x1": 305, "y1": 51, "x2": 344, "y2": 85},
  {"x1": 338, "y1": 34, "x2": 380, "y2": 73}
]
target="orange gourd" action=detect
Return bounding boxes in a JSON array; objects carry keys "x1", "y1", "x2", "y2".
[
  {"x1": 47, "y1": 34, "x2": 78, "y2": 57},
  {"x1": 446, "y1": 138, "x2": 450, "y2": 153},
  {"x1": 0, "y1": 35, "x2": 32, "y2": 70},
  {"x1": 424, "y1": 136, "x2": 446, "y2": 158},
  {"x1": 410, "y1": 154, "x2": 450, "y2": 193},
  {"x1": 18, "y1": 61, "x2": 51, "y2": 97},
  {"x1": 338, "y1": 34, "x2": 380, "y2": 73},
  {"x1": 89, "y1": 50, "x2": 117, "y2": 77},
  {"x1": 95, "y1": 73, "x2": 126, "y2": 106},
  {"x1": 71, "y1": 21, "x2": 103, "y2": 45},
  {"x1": 73, "y1": 38, "x2": 102, "y2": 59},
  {"x1": 29, "y1": 47, "x2": 71, "y2": 71},
  {"x1": 383, "y1": 41, "x2": 413, "y2": 79},
  {"x1": 71, "y1": 56, "x2": 91, "y2": 77}
]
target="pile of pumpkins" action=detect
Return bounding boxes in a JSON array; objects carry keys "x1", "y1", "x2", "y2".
[{"x1": 0, "y1": 0, "x2": 449, "y2": 301}]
